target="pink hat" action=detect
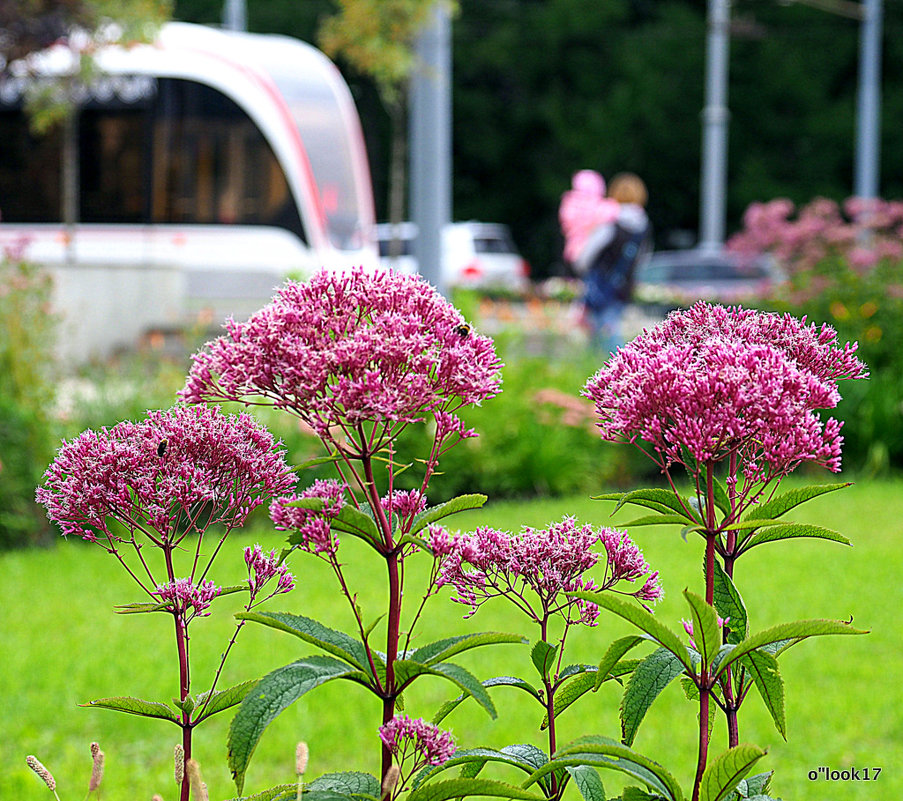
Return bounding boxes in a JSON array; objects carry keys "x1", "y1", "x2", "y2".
[{"x1": 572, "y1": 169, "x2": 606, "y2": 197}]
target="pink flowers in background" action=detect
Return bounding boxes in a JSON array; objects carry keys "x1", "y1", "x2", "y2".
[
  {"x1": 36, "y1": 404, "x2": 294, "y2": 543},
  {"x1": 583, "y1": 302, "x2": 868, "y2": 483},
  {"x1": 180, "y1": 268, "x2": 502, "y2": 444},
  {"x1": 436, "y1": 517, "x2": 661, "y2": 625},
  {"x1": 378, "y1": 715, "x2": 456, "y2": 768},
  {"x1": 728, "y1": 196, "x2": 903, "y2": 273}
]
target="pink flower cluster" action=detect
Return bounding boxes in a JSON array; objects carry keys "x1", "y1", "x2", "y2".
[
  {"x1": 728, "y1": 196, "x2": 903, "y2": 273},
  {"x1": 153, "y1": 578, "x2": 221, "y2": 617},
  {"x1": 583, "y1": 303, "x2": 868, "y2": 480},
  {"x1": 36, "y1": 405, "x2": 294, "y2": 542},
  {"x1": 244, "y1": 544, "x2": 295, "y2": 596},
  {"x1": 270, "y1": 479, "x2": 346, "y2": 556},
  {"x1": 436, "y1": 517, "x2": 660, "y2": 625},
  {"x1": 378, "y1": 715, "x2": 456, "y2": 767},
  {"x1": 180, "y1": 268, "x2": 502, "y2": 438}
]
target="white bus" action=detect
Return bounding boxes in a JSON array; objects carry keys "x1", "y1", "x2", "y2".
[{"x1": 0, "y1": 22, "x2": 377, "y2": 334}]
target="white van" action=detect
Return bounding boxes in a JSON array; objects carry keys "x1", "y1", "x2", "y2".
[{"x1": 376, "y1": 221, "x2": 531, "y2": 291}]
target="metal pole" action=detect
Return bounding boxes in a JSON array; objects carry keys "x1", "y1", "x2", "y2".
[
  {"x1": 854, "y1": 0, "x2": 882, "y2": 199},
  {"x1": 409, "y1": 2, "x2": 451, "y2": 296},
  {"x1": 223, "y1": 0, "x2": 247, "y2": 32},
  {"x1": 699, "y1": 0, "x2": 731, "y2": 251}
]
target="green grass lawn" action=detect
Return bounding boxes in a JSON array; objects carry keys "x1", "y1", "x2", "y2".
[{"x1": 2, "y1": 477, "x2": 901, "y2": 801}]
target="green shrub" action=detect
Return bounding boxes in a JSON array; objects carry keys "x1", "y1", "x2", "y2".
[{"x1": 0, "y1": 255, "x2": 58, "y2": 548}]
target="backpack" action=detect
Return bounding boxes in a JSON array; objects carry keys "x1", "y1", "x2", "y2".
[{"x1": 585, "y1": 222, "x2": 649, "y2": 309}]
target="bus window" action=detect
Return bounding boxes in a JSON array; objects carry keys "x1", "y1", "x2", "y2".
[
  {"x1": 0, "y1": 111, "x2": 62, "y2": 221},
  {"x1": 80, "y1": 109, "x2": 148, "y2": 223},
  {"x1": 151, "y1": 78, "x2": 305, "y2": 242}
]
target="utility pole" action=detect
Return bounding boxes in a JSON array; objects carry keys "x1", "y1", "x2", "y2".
[
  {"x1": 854, "y1": 0, "x2": 882, "y2": 199},
  {"x1": 409, "y1": 2, "x2": 452, "y2": 296},
  {"x1": 222, "y1": 0, "x2": 247, "y2": 32},
  {"x1": 698, "y1": 0, "x2": 731, "y2": 251}
]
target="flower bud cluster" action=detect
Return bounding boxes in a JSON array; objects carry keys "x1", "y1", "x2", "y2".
[
  {"x1": 180, "y1": 268, "x2": 502, "y2": 436},
  {"x1": 244, "y1": 544, "x2": 295, "y2": 596},
  {"x1": 36, "y1": 405, "x2": 293, "y2": 542},
  {"x1": 153, "y1": 578, "x2": 221, "y2": 617},
  {"x1": 378, "y1": 715, "x2": 456, "y2": 767},
  {"x1": 584, "y1": 302, "x2": 868, "y2": 481},
  {"x1": 436, "y1": 517, "x2": 661, "y2": 625},
  {"x1": 270, "y1": 479, "x2": 346, "y2": 556}
]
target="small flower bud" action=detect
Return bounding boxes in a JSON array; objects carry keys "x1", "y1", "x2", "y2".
[
  {"x1": 174, "y1": 744, "x2": 184, "y2": 785},
  {"x1": 295, "y1": 742, "x2": 309, "y2": 776},
  {"x1": 381, "y1": 765, "x2": 401, "y2": 799},
  {"x1": 89, "y1": 742, "x2": 105, "y2": 792},
  {"x1": 26, "y1": 755, "x2": 56, "y2": 791},
  {"x1": 152, "y1": 795, "x2": 165, "y2": 801}
]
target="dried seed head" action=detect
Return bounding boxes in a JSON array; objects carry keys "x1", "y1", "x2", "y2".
[
  {"x1": 187, "y1": 759, "x2": 209, "y2": 801},
  {"x1": 174, "y1": 744, "x2": 184, "y2": 785},
  {"x1": 295, "y1": 742, "x2": 309, "y2": 776},
  {"x1": 26, "y1": 755, "x2": 56, "y2": 791},
  {"x1": 88, "y1": 743, "x2": 105, "y2": 792},
  {"x1": 381, "y1": 765, "x2": 401, "y2": 799}
]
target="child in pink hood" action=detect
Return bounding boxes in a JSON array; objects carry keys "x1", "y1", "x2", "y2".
[{"x1": 558, "y1": 169, "x2": 620, "y2": 270}]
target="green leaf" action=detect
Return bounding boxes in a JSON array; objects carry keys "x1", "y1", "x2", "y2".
[
  {"x1": 711, "y1": 562, "x2": 748, "y2": 644},
  {"x1": 531, "y1": 640, "x2": 558, "y2": 680},
  {"x1": 235, "y1": 611, "x2": 372, "y2": 675},
  {"x1": 409, "y1": 493, "x2": 487, "y2": 536},
  {"x1": 80, "y1": 695, "x2": 180, "y2": 723},
  {"x1": 741, "y1": 483, "x2": 850, "y2": 522},
  {"x1": 408, "y1": 778, "x2": 545, "y2": 801},
  {"x1": 567, "y1": 766, "x2": 606, "y2": 801},
  {"x1": 739, "y1": 652, "x2": 785, "y2": 740},
  {"x1": 596, "y1": 636, "x2": 647, "y2": 689},
  {"x1": 623, "y1": 514, "x2": 701, "y2": 527},
  {"x1": 413, "y1": 745, "x2": 548, "y2": 790},
  {"x1": 193, "y1": 679, "x2": 259, "y2": 724},
  {"x1": 223, "y1": 783, "x2": 299, "y2": 801},
  {"x1": 713, "y1": 619, "x2": 868, "y2": 680},
  {"x1": 572, "y1": 592, "x2": 694, "y2": 672},
  {"x1": 227, "y1": 656, "x2": 366, "y2": 793},
  {"x1": 308, "y1": 772, "x2": 380, "y2": 798},
  {"x1": 740, "y1": 523, "x2": 851, "y2": 551},
  {"x1": 730, "y1": 771, "x2": 775, "y2": 799},
  {"x1": 410, "y1": 632, "x2": 527, "y2": 665},
  {"x1": 113, "y1": 601, "x2": 173, "y2": 614},
  {"x1": 621, "y1": 787, "x2": 667, "y2": 801},
  {"x1": 543, "y1": 661, "x2": 638, "y2": 730},
  {"x1": 172, "y1": 696, "x2": 195, "y2": 715},
  {"x1": 292, "y1": 452, "x2": 342, "y2": 472},
  {"x1": 700, "y1": 744, "x2": 767, "y2": 801},
  {"x1": 684, "y1": 590, "x2": 721, "y2": 670},
  {"x1": 393, "y1": 660, "x2": 497, "y2": 718},
  {"x1": 620, "y1": 648, "x2": 687, "y2": 746},
  {"x1": 431, "y1": 676, "x2": 540, "y2": 725},
  {"x1": 533, "y1": 736, "x2": 684, "y2": 801},
  {"x1": 604, "y1": 488, "x2": 701, "y2": 523}
]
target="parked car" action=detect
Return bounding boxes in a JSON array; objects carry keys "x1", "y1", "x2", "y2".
[
  {"x1": 376, "y1": 221, "x2": 531, "y2": 291},
  {"x1": 633, "y1": 248, "x2": 783, "y2": 309}
]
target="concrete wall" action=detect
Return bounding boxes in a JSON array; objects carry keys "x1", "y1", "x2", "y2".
[{"x1": 49, "y1": 262, "x2": 187, "y2": 363}]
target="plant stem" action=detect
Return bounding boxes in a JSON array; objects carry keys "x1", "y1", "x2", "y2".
[
  {"x1": 692, "y1": 678, "x2": 711, "y2": 801},
  {"x1": 164, "y1": 543, "x2": 192, "y2": 801},
  {"x1": 540, "y1": 619, "x2": 559, "y2": 799}
]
